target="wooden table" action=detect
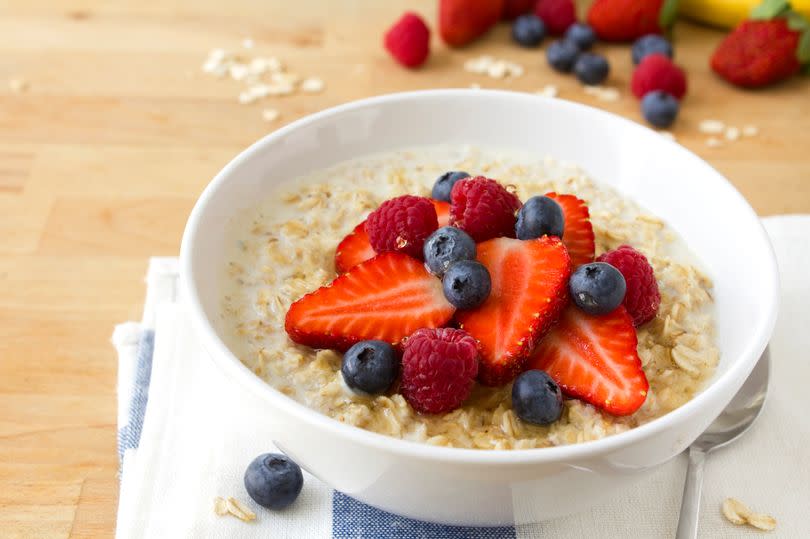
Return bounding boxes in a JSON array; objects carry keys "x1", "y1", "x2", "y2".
[{"x1": 1, "y1": 1, "x2": 807, "y2": 537}]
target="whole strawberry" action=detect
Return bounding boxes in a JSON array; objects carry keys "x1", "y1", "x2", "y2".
[
  {"x1": 384, "y1": 12, "x2": 431, "y2": 69},
  {"x1": 439, "y1": 0, "x2": 505, "y2": 47},
  {"x1": 711, "y1": 0, "x2": 810, "y2": 88},
  {"x1": 587, "y1": 0, "x2": 678, "y2": 42}
]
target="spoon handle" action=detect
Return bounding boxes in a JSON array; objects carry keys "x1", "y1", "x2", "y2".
[{"x1": 675, "y1": 446, "x2": 707, "y2": 539}]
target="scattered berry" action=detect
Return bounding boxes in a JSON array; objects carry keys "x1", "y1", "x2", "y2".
[
  {"x1": 442, "y1": 260, "x2": 492, "y2": 309},
  {"x1": 449, "y1": 176, "x2": 522, "y2": 242},
  {"x1": 546, "y1": 39, "x2": 581, "y2": 72},
  {"x1": 515, "y1": 195, "x2": 564, "y2": 240},
  {"x1": 631, "y1": 53, "x2": 687, "y2": 100},
  {"x1": 423, "y1": 226, "x2": 477, "y2": 276},
  {"x1": 285, "y1": 253, "x2": 455, "y2": 350},
  {"x1": 569, "y1": 262, "x2": 626, "y2": 315},
  {"x1": 335, "y1": 222, "x2": 376, "y2": 273},
  {"x1": 545, "y1": 192, "x2": 595, "y2": 267},
  {"x1": 711, "y1": 17, "x2": 805, "y2": 88},
  {"x1": 632, "y1": 34, "x2": 673, "y2": 64},
  {"x1": 502, "y1": 0, "x2": 535, "y2": 20},
  {"x1": 366, "y1": 195, "x2": 438, "y2": 259},
  {"x1": 341, "y1": 340, "x2": 399, "y2": 394},
  {"x1": 432, "y1": 171, "x2": 470, "y2": 202},
  {"x1": 512, "y1": 370, "x2": 563, "y2": 425},
  {"x1": 244, "y1": 453, "x2": 303, "y2": 510},
  {"x1": 535, "y1": 0, "x2": 577, "y2": 35},
  {"x1": 587, "y1": 0, "x2": 678, "y2": 42},
  {"x1": 597, "y1": 245, "x2": 661, "y2": 325},
  {"x1": 439, "y1": 0, "x2": 505, "y2": 47},
  {"x1": 565, "y1": 23, "x2": 597, "y2": 50},
  {"x1": 641, "y1": 90, "x2": 679, "y2": 128},
  {"x1": 512, "y1": 14, "x2": 547, "y2": 47},
  {"x1": 401, "y1": 328, "x2": 480, "y2": 414},
  {"x1": 528, "y1": 305, "x2": 648, "y2": 415},
  {"x1": 384, "y1": 12, "x2": 431, "y2": 69},
  {"x1": 573, "y1": 52, "x2": 610, "y2": 85},
  {"x1": 456, "y1": 236, "x2": 571, "y2": 386}
]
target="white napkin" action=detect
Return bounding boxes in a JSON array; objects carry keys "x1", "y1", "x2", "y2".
[{"x1": 113, "y1": 216, "x2": 810, "y2": 538}]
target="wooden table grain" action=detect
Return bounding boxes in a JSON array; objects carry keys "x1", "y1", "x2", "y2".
[{"x1": 0, "y1": 1, "x2": 807, "y2": 537}]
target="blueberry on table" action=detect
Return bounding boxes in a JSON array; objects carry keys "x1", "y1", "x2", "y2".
[
  {"x1": 546, "y1": 40, "x2": 580, "y2": 73},
  {"x1": 515, "y1": 195, "x2": 564, "y2": 240},
  {"x1": 442, "y1": 260, "x2": 491, "y2": 310},
  {"x1": 565, "y1": 23, "x2": 596, "y2": 50},
  {"x1": 512, "y1": 14, "x2": 546, "y2": 48},
  {"x1": 641, "y1": 90, "x2": 679, "y2": 128},
  {"x1": 423, "y1": 226, "x2": 477, "y2": 276},
  {"x1": 244, "y1": 453, "x2": 303, "y2": 510},
  {"x1": 431, "y1": 171, "x2": 470, "y2": 202},
  {"x1": 341, "y1": 340, "x2": 398, "y2": 395},
  {"x1": 632, "y1": 34, "x2": 673, "y2": 65},
  {"x1": 569, "y1": 262, "x2": 626, "y2": 315},
  {"x1": 573, "y1": 53, "x2": 610, "y2": 86},
  {"x1": 512, "y1": 370, "x2": 563, "y2": 425}
]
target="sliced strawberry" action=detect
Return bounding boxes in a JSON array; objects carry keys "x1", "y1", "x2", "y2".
[
  {"x1": 456, "y1": 236, "x2": 571, "y2": 386},
  {"x1": 286, "y1": 252, "x2": 455, "y2": 351},
  {"x1": 546, "y1": 192, "x2": 595, "y2": 268},
  {"x1": 335, "y1": 222, "x2": 375, "y2": 273},
  {"x1": 526, "y1": 305, "x2": 648, "y2": 416},
  {"x1": 334, "y1": 200, "x2": 450, "y2": 274},
  {"x1": 433, "y1": 200, "x2": 451, "y2": 227}
]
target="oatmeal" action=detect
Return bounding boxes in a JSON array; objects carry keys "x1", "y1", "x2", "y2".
[{"x1": 221, "y1": 146, "x2": 719, "y2": 450}]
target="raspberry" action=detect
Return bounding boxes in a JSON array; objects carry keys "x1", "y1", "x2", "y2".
[
  {"x1": 384, "y1": 12, "x2": 431, "y2": 68},
  {"x1": 450, "y1": 177, "x2": 522, "y2": 242},
  {"x1": 631, "y1": 54, "x2": 687, "y2": 100},
  {"x1": 535, "y1": 0, "x2": 577, "y2": 35},
  {"x1": 597, "y1": 245, "x2": 660, "y2": 326},
  {"x1": 401, "y1": 328, "x2": 480, "y2": 414},
  {"x1": 366, "y1": 195, "x2": 438, "y2": 259}
]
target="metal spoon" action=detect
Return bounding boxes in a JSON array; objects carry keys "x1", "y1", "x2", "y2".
[{"x1": 675, "y1": 347, "x2": 770, "y2": 539}]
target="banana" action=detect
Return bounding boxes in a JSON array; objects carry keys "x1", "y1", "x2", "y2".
[{"x1": 679, "y1": 0, "x2": 810, "y2": 29}]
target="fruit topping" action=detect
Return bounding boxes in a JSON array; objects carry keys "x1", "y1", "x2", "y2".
[
  {"x1": 527, "y1": 305, "x2": 648, "y2": 415},
  {"x1": 401, "y1": 328, "x2": 480, "y2": 414},
  {"x1": 456, "y1": 236, "x2": 571, "y2": 386}
]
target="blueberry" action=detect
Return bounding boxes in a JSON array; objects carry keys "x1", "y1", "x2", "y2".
[
  {"x1": 431, "y1": 171, "x2": 470, "y2": 202},
  {"x1": 341, "y1": 340, "x2": 398, "y2": 394},
  {"x1": 632, "y1": 34, "x2": 673, "y2": 65},
  {"x1": 512, "y1": 14, "x2": 546, "y2": 48},
  {"x1": 442, "y1": 260, "x2": 491, "y2": 310},
  {"x1": 641, "y1": 90, "x2": 679, "y2": 128},
  {"x1": 565, "y1": 23, "x2": 596, "y2": 50},
  {"x1": 515, "y1": 196, "x2": 564, "y2": 240},
  {"x1": 512, "y1": 370, "x2": 563, "y2": 425},
  {"x1": 244, "y1": 453, "x2": 303, "y2": 510},
  {"x1": 423, "y1": 226, "x2": 476, "y2": 276},
  {"x1": 546, "y1": 40, "x2": 580, "y2": 73},
  {"x1": 569, "y1": 262, "x2": 626, "y2": 315},
  {"x1": 573, "y1": 52, "x2": 610, "y2": 86}
]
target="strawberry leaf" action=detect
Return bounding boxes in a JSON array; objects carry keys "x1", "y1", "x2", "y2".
[
  {"x1": 785, "y1": 10, "x2": 810, "y2": 31},
  {"x1": 659, "y1": 0, "x2": 679, "y2": 29},
  {"x1": 750, "y1": 0, "x2": 790, "y2": 19},
  {"x1": 798, "y1": 29, "x2": 810, "y2": 64}
]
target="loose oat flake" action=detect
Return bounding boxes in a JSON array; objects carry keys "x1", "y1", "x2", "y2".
[
  {"x1": 213, "y1": 496, "x2": 257, "y2": 522},
  {"x1": 698, "y1": 119, "x2": 726, "y2": 135},
  {"x1": 722, "y1": 497, "x2": 776, "y2": 532}
]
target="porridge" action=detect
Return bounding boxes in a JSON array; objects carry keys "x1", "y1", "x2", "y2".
[{"x1": 221, "y1": 146, "x2": 719, "y2": 450}]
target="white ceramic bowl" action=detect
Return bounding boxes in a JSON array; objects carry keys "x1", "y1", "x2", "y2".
[{"x1": 180, "y1": 90, "x2": 778, "y2": 526}]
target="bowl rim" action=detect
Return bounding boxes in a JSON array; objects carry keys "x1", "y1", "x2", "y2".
[{"x1": 180, "y1": 89, "x2": 779, "y2": 465}]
